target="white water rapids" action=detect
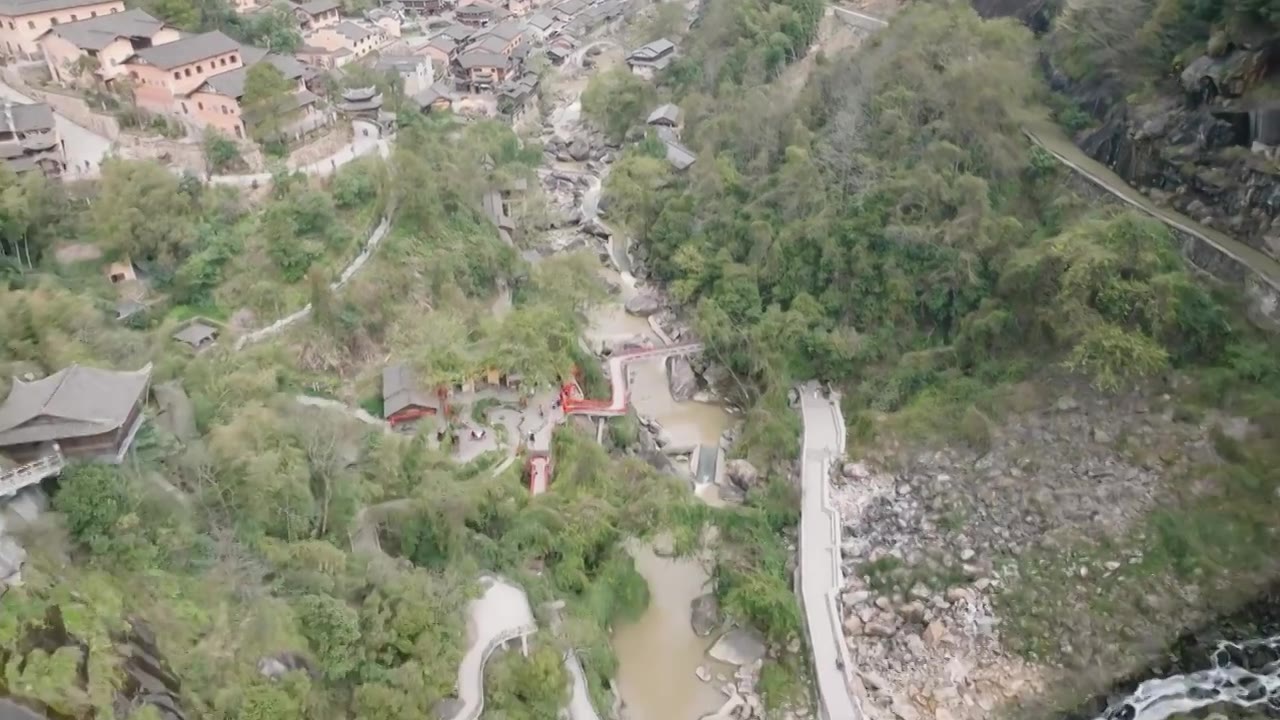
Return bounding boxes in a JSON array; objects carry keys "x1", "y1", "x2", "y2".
[{"x1": 1096, "y1": 635, "x2": 1280, "y2": 720}]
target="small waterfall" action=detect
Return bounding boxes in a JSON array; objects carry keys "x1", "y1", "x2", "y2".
[{"x1": 1096, "y1": 635, "x2": 1280, "y2": 720}]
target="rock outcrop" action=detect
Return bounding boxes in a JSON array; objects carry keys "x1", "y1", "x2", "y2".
[
  {"x1": 624, "y1": 293, "x2": 662, "y2": 317},
  {"x1": 725, "y1": 459, "x2": 759, "y2": 492},
  {"x1": 668, "y1": 356, "x2": 700, "y2": 401},
  {"x1": 708, "y1": 628, "x2": 767, "y2": 666},
  {"x1": 691, "y1": 593, "x2": 722, "y2": 637}
]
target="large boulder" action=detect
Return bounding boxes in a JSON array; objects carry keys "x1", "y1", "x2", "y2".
[
  {"x1": 582, "y1": 217, "x2": 612, "y2": 238},
  {"x1": 668, "y1": 355, "x2": 699, "y2": 401},
  {"x1": 690, "y1": 593, "x2": 721, "y2": 637},
  {"x1": 725, "y1": 459, "x2": 759, "y2": 491},
  {"x1": 568, "y1": 138, "x2": 591, "y2": 161},
  {"x1": 701, "y1": 363, "x2": 731, "y2": 394},
  {"x1": 707, "y1": 627, "x2": 767, "y2": 666},
  {"x1": 624, "y1": 293, "x2": 662, "y2": 317}
]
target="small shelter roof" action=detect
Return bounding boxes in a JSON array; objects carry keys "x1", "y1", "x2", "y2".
[
  {"x1": 0, "y1": 364, "x2": 151, "y2": 447},
  {"x1": 383, "y1": 364, "x2": 438, "y2": 417},
  {"x1": 172, "y1": 322, "x2": 218, "y2": 347}
]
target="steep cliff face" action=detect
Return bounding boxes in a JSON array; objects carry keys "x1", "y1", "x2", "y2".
[
  {"x1": 1043, "y1": 26, "x2": 1280, "y2": 266},
  {"x1": 970, "y1": 0, "x2": 1056, "y2": 30},
  {"x1": 1072, "y1": 96, "x2": 1280, "y2": 263}
]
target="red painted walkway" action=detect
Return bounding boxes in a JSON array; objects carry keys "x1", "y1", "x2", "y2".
[{"x1": 559, "y1": 343, "x2": 704, "y2": 417}]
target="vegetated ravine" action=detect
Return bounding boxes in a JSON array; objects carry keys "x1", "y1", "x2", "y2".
[{"x1": 1061, "y1": 582, "x2": 1280, "y2": 720}]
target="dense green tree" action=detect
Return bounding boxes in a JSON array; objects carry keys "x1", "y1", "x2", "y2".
[
  {"x1": 242, "y1": 63, "x2": 296, "y2": 148},
  {"x1": 296, "y1": 594, "x2": 362, "y2": 680},
  {"x1": 581, "y1": 69, "x2": 656, "y2": 141},
  {"x1": 484, "y1": 645, "x2": 570, "y2": 720},
  {"x1": 91, "y1": 159, "x2": 198, "y2": 270}
]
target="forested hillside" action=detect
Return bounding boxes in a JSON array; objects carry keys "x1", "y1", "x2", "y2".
[{"x1": 596, "y1": 0, "x2": 1280, "y2": 714}]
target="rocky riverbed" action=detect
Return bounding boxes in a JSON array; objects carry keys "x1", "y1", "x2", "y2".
[{"x1": 831, "y1": 379, "x2": 1250, "y2": 720}]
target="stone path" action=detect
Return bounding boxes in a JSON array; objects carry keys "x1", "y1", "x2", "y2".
[
  {"x1": 797, "y1": 383, "x2": 862, "y2": 720},
  {"x1": 1023, "y1": 118, "x2": 1280, "y2": 327}
]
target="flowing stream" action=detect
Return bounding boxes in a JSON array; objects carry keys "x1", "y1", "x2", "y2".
[
  {"x1": 1092, "y1": 635, "x2": 1280, "y2": 720},
  {"x1": 542, "y1": 60, "x2": 735, "y2": 717}
]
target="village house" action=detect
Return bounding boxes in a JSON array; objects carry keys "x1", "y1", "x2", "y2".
[
  {"x1": 436, "y1": 22, "x2": 473, "y2": 43},
  {"x1": 456, "y1": 48, "x2": 509, "y2": 92},
  {"x1": 646, "y1": 102, "x2": 680, "y2": 129},
  {"x1": 382, "y1": 364, "x2": 441, "y2": 426},
  {"x1": 664, "y1": 137, "x2": 695, "y2": 170},
  {"x1": 396, "y1": 0, "x2": 451, "y2": 14},
  {"x1": 0, "y1": 363, "x2": 152, "y2": 464},
  {"x1": 418, "y1": 34, "x2": 456, "y2": 72},
  {"x1": 125, "y1": 30, "x2": 244, "y2": 116},
  {"x1": 626, "y1": 37, "x2": 675, "y2": 78},
  {"x1": 504, "y1": 0, "x2": 529, "y2": 16},
  {"x1": 550, "y1": 0, "x2": 585, "y2": 21},
  {"x1": 39, "y1": 8, "x2": 178, "y2": 85},
  {"x1": 455, "y1": 0, "x2": 499, "y2": 27},
  {"x1": 470, "y1": 17, "x2": 522, "y2": 52},
  {"x1": 304, "y1": 20, "x2": 387, "y2": 63},
  {"x1": 497, "y1": 71, "x2": 536, "y2": 119},
  {"x1": 231, "y1": 0, "x2": 258, "y2": 14},
  {"x1": 172, "y1": 322, "x2": 219, "y2": 351},
  {"x1": 0, "y1": 0, "x2": 124, "y2": 59},
  {"x1": 523, "y1": 12, "x2": 556, "y2": 40},
  {"x1": 412, "y1": 80, "x2": 452, "y2": 113},
  {"x1": 295, "y1": 42, "x2": 351, "y2": 68},
  {"x1": 186, "y1": 50, "x2": 323, "y2": 140},
  {"x1": 0, "y1": 101, "x2": 64, "y2": 175},
  {"x1": 374, "y1": 53, "x2": 433, "y2": 96},
  {"x1": 290, "y1": 0, "x2": 338, "y2": 31}
]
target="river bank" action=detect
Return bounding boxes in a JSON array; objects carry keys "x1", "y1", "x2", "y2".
[{"x1": 1057, "y1": 579, "x2": 1280, "y2": 720}]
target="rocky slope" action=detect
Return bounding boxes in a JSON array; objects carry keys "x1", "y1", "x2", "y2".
[{"x1": 832, "y1": 379, "x2": 1246, "y2": 720}]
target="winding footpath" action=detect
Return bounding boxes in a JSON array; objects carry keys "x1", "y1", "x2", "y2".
[
  {"x1": 1023, "y1": 119, "x2": 1280, "y2": 327},
  {"x1": 797, "y1": 384, "x2": 861, "y2": 720}
]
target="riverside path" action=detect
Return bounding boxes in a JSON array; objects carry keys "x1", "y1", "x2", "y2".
[{"x1": 798, "y1": 384, "x2": 861, "y2": 720}]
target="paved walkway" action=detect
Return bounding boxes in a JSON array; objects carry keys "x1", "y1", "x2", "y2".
[
  {"x1": 797, "y1": 384, "x2": 861, "y2": 720},
  {"x1": 560, "y1": 343, "x2": 705, "y2": 417},
  {"x1": 449, "y1": 575, "x2": 538, "y2": 720},
  {"x1": 1023, "y1": 118, "x2": 1280, "y2": 293}
]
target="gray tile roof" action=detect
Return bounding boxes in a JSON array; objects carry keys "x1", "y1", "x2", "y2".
[
  {"x1": 172, "y1": 322, "x2": 218, "y2": 346},
  {"x1": 526, "y1": 12, "x2": 553, "y2": 30},
  {"x1": 293, "y1": 0, "x2": 338, "y2": 15},
  {"x1": 471, "y1": 33, "x2": 507, "y2": 54},
  {"x1": 0, "y1": 364, "x2": 151, "y2": 447},
  {"x1": 457, "y1": 49, "x2": 506, "y2": 69},
  {"x1": 196, "y1": 52, "x2": 302, "y2": 98},
  {"x1": 130, "y1": 30, "x2": 240, "y2": 70},
  {"x1": 0, "y1": 102, "x2": 54, "y2": 134},
  {"x1": 375, "y1": 54, "x2": 424, "y2": 74},
  {"x1": 482, "y1": 18, "x2": 523, "y2": 41},
  {"x1": 437, "y1": 23, "x2": 473, "y2": 41},
  {"x1": 553, "y1": 0, "x2": 585, "y2": 16},
  {"x1": 456, "y1": 0, "x2": 496, "y2": 15},
  {"x1": 664, "y1": 139, "x2": 695, "y2": 170},
  {"x1": 647, "y1": 103, "x2": 679, "y2": 125},
  {"x1": 426, "y1": 35, "x2": 456, "y2": 54},
  {"x1": 43, "y1": 9, "x2": 165, "y2": 52},
  {"x1": 383, "y1": 364, "x2": 437, "y2": 417},
  {"x1": 0, "y1": 0, "x2": 115, "y2": 15},
  {"x1": 629, "y1": 38, "x2": 674, "y2": 61},
  {"x1": 413, "y1": 81, "x2": 452, "y2": 109},
  {"x1": 335, "y1": 20, "x2": 376, "y2": 42}
]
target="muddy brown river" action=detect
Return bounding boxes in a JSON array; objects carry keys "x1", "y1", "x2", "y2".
[{"x1": 584, "y1": 265, "x2": 734, "y2": 719}]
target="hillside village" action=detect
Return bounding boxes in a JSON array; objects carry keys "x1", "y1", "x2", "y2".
[{"x1": 0, "y1": 0, "x2": 680, "y2": 177}]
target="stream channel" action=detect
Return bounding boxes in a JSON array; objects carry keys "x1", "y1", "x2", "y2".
[
  {"x1": 583, "y1": 241, "x2": 733, "y2": 720},
  {"x1": 544, "y1": 104, "x2": 734, "y2": 719}
]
